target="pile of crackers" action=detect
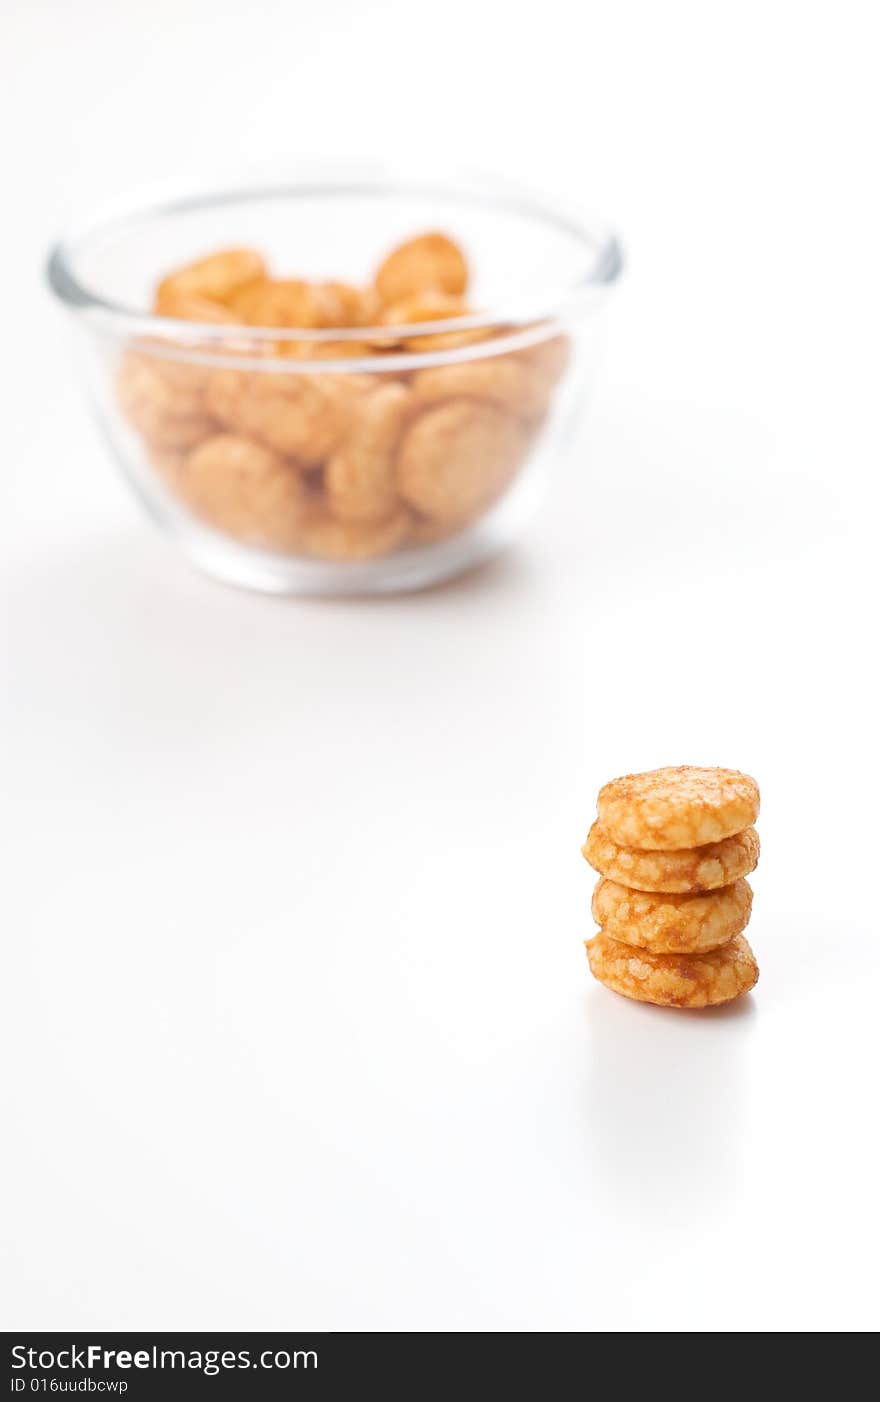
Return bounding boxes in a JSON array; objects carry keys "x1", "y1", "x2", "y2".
[
  {"x1": 116, "y1": 233, "x2": 568, "y2": 561},
  {"x1": 582, "y1": 766, "x2": 760, "y2": 1008}
]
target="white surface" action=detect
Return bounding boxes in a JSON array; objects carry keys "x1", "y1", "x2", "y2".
[{"x1": 2, "y1": 0, "x2": 879, "y2": 1333}]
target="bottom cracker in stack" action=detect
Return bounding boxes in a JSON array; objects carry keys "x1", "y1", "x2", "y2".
[{"x1": 581, "y1": 765, "x2": 761, "y2": 1008}]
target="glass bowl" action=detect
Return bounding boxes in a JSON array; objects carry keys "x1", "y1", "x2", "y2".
[{"x1": 47, "y1": 168, "x2": 622, "y2": 595}]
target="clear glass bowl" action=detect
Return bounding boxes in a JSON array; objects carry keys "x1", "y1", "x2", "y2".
[{"x1": 47, "y1": 168, "x2": 622, "y2": 595}]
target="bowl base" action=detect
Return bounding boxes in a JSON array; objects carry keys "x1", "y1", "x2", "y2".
[{"x1": 181, "y1": 529, "x2": 509, "y2": 597}]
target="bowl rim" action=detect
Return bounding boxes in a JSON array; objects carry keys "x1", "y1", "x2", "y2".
[{"x1": 46, "y1": 165, "x2": 623, "y2": 373}]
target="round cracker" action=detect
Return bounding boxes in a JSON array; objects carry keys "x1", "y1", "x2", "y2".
[
  {"x1": 156, "y1": 248, "x2": 265, "y2": 308},
  {"x1": 325, "y1": 382, "x2": 410, "y2": 524},
  {"x1": 396, "y1": 400, "x2": 525, "y2": 524},
  {"x1": 582, "y1": 822, "x2": 759, "y2": 894},
  {"x1": 591, "y1": 877, "x2": 753, "y2": 954},
  {"x1": 116, "y1": 351, "x2": 214, "y2": 449},
  {"x1": 586, "y1": 931, "x2": 758, "y2": 1008},
  {"x1": 375, "y1": 232, "x2": 468, "y2": 305},
  {"x1": 180, "y1": 434, "x2": 308, "y2": 549},
  {"x1": 597, "y1": 765, "x2": 759, "y2": 850},
  {"x1": 204, "y1": 369, "x2": 368, "y2": 465}
]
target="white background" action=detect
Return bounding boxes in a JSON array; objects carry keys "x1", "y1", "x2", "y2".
[{"x1": 2, "y1": 0, "x2": 879, "y2": 1332}]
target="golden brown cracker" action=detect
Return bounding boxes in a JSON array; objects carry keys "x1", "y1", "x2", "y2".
[
  {"x1": 586, "y1": 931, "x2": 758, "y2": 1008},
  {"x1": 204, "y1": 368, "x2": 368, "y2": 465},
  {"x1": 156, "y1": 248, "x2": 265, "y2": 309},
  {"x1": 597, "y1": 766, "x2": 760, "y2": 850},
  {"x1": 375, "y1": 232, "x2": 468, "y2": 304},
  {"x1": 591, "y1": 877, "x2": 753, "y2": 954},
  {"x1": 325, "y1": 383, "x2": 410, "y2": 523},
  {"x1": 582, "y1": 822, "x2": 759, "y2": 894},
  {"x1": 179, "y1": 434, "x2": 308, "y2": 548},
  {"x1": 396, "y1": 400, "x2": 526, "y2": 524},
  {"x1": 116, "y1": 352, "x2": 214, "y2": 450}
]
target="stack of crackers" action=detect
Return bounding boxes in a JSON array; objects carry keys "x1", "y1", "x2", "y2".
[{"x1": 582, "y1": 766, "x2": 760, "y2": 1008}]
